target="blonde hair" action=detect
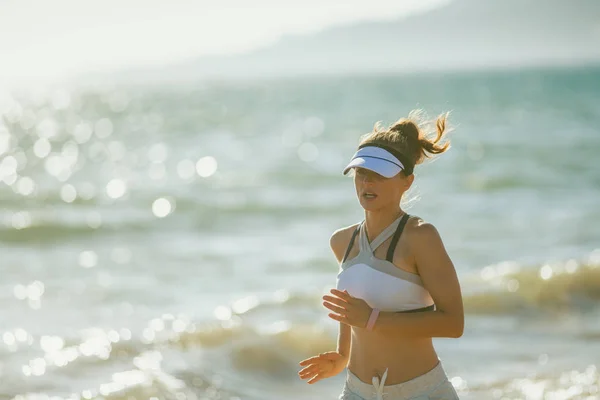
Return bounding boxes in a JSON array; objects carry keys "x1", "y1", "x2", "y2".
[{"x1": 357, "y1": 109, "x2": 452, "y2": 175}]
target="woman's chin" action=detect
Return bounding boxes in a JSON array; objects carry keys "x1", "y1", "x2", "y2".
[{"x1": 358, "y1": 198, "x2": 381, "y2": 210}]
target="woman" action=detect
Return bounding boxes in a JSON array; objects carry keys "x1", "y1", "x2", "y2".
[{"x1": 298, "y1": 110, "x2": 464, "y2": 400}]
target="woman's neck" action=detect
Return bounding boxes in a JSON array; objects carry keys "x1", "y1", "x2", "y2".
[{"x1": 364, "y1": 208, "x2": 405, "y2": 242}]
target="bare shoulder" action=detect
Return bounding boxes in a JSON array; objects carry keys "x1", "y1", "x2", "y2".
[
  {"x1": 329, "y1": 222, "x2": 361, "y2": 264},
  {"x1": 404, "y1": 215, "x2": 454, "y2": 275},
  {"x1": 404, "y1": 215, "x2": 445, "y2": 249}
]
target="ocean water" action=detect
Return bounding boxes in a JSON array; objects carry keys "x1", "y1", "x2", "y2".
[{"x1": 1, "y1": 66, "x2": 600, "y2": 400}]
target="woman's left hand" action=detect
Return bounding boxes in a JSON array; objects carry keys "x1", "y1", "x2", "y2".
[{"x1": 322, "y1": 289, "x2": 372, "y2": 328}]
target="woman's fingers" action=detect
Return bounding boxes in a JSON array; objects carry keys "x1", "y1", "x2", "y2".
[
  {"x1": 298, "y1": 355, "x2": 322, "y2": 366},
  {"x1": 298, "y1": 356, "x2": 335, "y2": 382},
  {"x1": 328, "y1": 312, "x2": 349, "y2": 324},
  {"x1": 322, "y1": 295, "x2": 348, "y2": 306},
  {"x1": 298, "y1": 364, "x2": 319, "y2": 376},
  {"x1": 323, "y1": 301, "x2": 346, "y2": 314},
  {"x1": 330, "y1": 289, "x2": 352, "y2": 301},
  {"x1": 307, "y1": 373, "x2": 324, "y2": 384},
  {"x1": 299, "y1": 371, "x2": 313, "y2": 379},
  {"x1": 300, "y1": 365, "x2": 324, "y2": 380},
  {"x1": 299, "y1": 370, "x2": 318, "y2": 380},
  {"x1": 330, "y1": 288, "x2": 350, "y2": 296},
  {"x1": 298, "y1": 353, "x2": 337, "y2": 384}
]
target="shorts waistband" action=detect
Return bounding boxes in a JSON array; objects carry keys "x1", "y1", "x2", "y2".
[{"x1": 345, "y1": 359, "x2": 449, "y2": 399}]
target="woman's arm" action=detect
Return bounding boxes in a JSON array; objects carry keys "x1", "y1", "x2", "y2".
[
  {"x1": 329, "y1": 226, "x2": 357, "y2": 359},
  {"x1": 374, "y1": 222, "x2": 464, "y2": 338},
  {"x1": 337, "y1": 322, "x2": 351, "y2": 360}
]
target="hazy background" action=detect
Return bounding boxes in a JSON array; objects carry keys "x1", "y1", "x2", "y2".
[{"x1": 1, "y1": 1, "x2": 600, "y2": 399}]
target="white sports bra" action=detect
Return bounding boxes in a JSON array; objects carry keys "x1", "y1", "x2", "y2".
[{"x1": 336, "y1": 214, "x2": 435, "y2": 312}]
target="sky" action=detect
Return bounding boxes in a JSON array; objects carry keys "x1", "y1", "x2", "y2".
[{"x1": 0, "y1": 0, "x2": 446, "y2": 85}]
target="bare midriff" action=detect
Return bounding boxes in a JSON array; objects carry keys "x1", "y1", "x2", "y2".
[{"x1": 347, "y1": 327, "x2": 439, "y2": 385}]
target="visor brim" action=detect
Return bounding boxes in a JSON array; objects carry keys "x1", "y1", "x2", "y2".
[{"x1": 342, "y1": 157, "x2": 402, "y2": 178}]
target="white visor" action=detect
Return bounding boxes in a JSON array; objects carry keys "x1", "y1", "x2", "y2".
[{"x1": 342, "y1": 146, "x2": 405, "y2": 178}]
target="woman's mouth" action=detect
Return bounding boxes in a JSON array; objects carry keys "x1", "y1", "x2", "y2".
[{"x1": 363, "y1": 192, "x2": 378, "y2": 200}]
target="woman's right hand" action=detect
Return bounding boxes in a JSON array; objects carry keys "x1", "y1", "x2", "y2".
[{"x1": 298, "y1": 351, "x2": 348, "y2": 384}]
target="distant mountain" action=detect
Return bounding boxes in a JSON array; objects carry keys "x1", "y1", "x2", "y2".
[{"x1": 118, "y1": 0, "x2": 600, "y2": 81}]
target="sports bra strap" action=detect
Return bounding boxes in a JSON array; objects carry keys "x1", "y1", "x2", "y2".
[
  {"x1": 386, "y1": 213, "x2": 410, "y2": 262},
  {"x1": 341, "y1": 224, "x2": 360, "y2": 263},
  {"x1": 397, "y1": 303, "x2": 434, "y2": 313}
]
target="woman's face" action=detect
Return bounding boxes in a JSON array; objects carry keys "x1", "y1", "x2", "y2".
[{"x1": 353, "y1": 167, "x2": 413, "y2": 210}]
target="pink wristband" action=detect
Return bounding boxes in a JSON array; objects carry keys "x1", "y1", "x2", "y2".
[{"x1": 366, "y1": 308, "x2": 380, "y2": 331}]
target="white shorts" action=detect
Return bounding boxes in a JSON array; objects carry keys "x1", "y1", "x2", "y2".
[{"x1": 338, "y1": 359, "x2": 459, "y2": 400}]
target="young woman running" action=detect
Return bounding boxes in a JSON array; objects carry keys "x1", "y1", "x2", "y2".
[{"x1": 299, "y1": 110, "x2": 464, "y2": 400}]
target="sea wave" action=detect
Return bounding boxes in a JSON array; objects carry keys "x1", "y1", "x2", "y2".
[
  {"x1": 465, "y1": 364, "x2": 599, "y2": 400},
  {"x1": 464, "y1": 258, "x2": 600, "y2": 315}
]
